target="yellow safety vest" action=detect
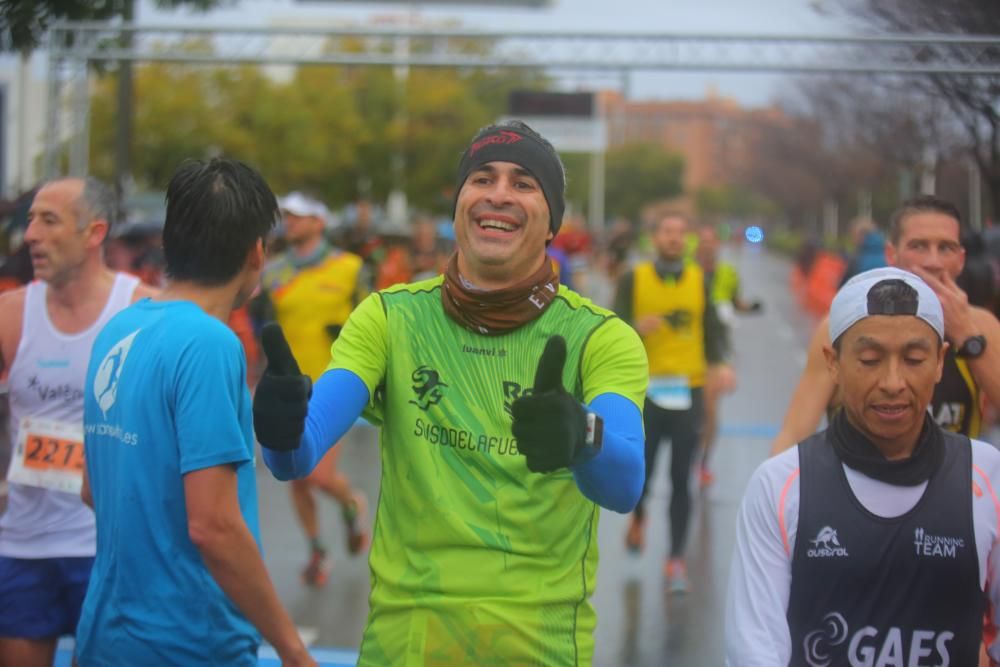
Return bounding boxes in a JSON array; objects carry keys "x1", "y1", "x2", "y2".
[{"x1": 632, "y1": 261, "x2": 707, "y2": 387}]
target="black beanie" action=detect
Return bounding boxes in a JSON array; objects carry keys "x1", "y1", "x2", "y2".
[{"x1": 453, "y1": 123, "x2": 566, "y2": 236}]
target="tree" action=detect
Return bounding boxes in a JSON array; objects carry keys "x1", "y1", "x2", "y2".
[
  {"x1": 87, "y1": 59, "x2": 550, "y2": 215},
  {"x1": 604, "y1": 144, "x2": 684, "y2": 221},
  {"x1": 0, "y1": 0, "x2": 223, "y2": 51},
  {"x1": 2, "y1": 0, "x2": 231, "y2": 213},
  {"x1": 730, "y1": 112, "x2": 829, "y2": 231},
  {"x1": 833, "y1": 0, "x2": 1000, "y2": 219},
  {"x1": 695, "y1": 185, "x2": 777, "y2": 222}
]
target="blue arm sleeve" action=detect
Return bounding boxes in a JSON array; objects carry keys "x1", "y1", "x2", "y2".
[
  {"x1": 262, "y1": 369, "x2": 370, "y2": 481},
  {"x1": 572, "y1": 392, "x2": 645, "y2": 513}
]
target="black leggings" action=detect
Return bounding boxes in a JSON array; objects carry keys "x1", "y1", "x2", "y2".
[{"x1": 634, "y1": 389, "x2": 704, "y2": 558}]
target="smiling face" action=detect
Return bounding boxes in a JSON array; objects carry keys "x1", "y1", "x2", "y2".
[
  {"x1": 825, "y1": 315, "x2": 945, "y2": 457},
  {"x1": 453, "y1": 161, "x2": 552, "y2": 288}
]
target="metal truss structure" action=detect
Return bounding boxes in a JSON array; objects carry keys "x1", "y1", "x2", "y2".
[{"x1": 44, "y1": 22, "x2": 1000, "y2": 176}]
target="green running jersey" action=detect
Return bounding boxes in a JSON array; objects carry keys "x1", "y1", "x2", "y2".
[{"x1": 328, "y1": 275, "x2": 647, "y2": 666}]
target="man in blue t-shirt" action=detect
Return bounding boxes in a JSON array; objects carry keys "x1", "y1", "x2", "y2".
[{"x1": 77, "y1": 159, "x2": 315, "y2": 667}]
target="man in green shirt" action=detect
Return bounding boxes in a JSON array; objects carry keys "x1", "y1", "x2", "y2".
[{"x1": 254, "y1": 120, "x2": 648, "y2": 666}]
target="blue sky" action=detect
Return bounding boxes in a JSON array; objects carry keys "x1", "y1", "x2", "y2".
[{"x1": 138, "y1": 0, "x2": 858, "y2": 106}]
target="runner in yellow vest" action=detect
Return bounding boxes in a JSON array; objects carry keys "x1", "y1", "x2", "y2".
[
  {"x1": 257, "y1": 192, "x2": 369, "y2": 588},
  {"x1": 614, "y1": 213, "x2": 729, "y2": 594}
]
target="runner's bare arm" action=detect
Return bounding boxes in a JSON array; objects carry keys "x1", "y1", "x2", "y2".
[
  {"x1": 770, "y1": 317, "x2": 836, "y2": 456},
  {"x1": 185, "y1": 464, "x2": 315, "y2": 667},
  {"x1": 81, "y1": 465, "x2": 93, "y2": 509},
  {"x1": 913, "y1": 270, "x2": 1000, "y2": 413},
  {"x1": 0, "y1": 288, "x2": 26, "y2": 380},
  {"x1": 961, "y1": 307, "x2": 1000, "y2": 413}
]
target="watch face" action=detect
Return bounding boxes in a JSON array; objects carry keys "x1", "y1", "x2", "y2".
[{"x1": 961, "y1": 336, "x2": 986, "y2": 358}]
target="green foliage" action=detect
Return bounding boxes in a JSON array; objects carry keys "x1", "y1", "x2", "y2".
[
  {"x1": 88, "y1": 60, "x2": 550, "y2": 211},
  {"x1": 0, "y1": 0, "x2": 230, "y2": 52},
  {"x1": 694, "y1": 185, "x2": 777, "y2": 220},
  {"x1": 604, "y1": 144, "x2": 684, "y2": 221}
]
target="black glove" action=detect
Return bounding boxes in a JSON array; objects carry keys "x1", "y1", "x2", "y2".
[
  {"x1": 511, "y1": 336, "x2": 594, "y2": 473},
  {"x1": 253, "y1": 323, "x2": 312, "y2": 452},
  {"x1": 747, "y1": 299, "x2": 764, "y2": 314}
]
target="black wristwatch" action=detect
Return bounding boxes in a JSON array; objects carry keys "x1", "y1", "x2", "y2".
[{"x1": 956, "y1": 335, "x2": 987, "y2": 359}]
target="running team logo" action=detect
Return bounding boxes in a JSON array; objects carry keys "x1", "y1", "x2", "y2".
[
  {"x1": 94, "y1": 329, "x2": 141, "y2": 419},
  {"x1": 803, "y1": 612, "x2": 849, "y2": 667},
  {"x1": 913, "y1": 527, "x2": 965, "y2": 558},
  {"x1": 93, "y1": 329, "x2": 141, "y2": 418},
  {"x1": 803, "y1": 613, "x2": 956, "y2": 666},
  {"x1": 409, "y1": 366, "x2": 447, "y2": 411},
  {"x1": 807, "y1": 526, "x2": 849, "y2": 558},
  {"x1": 502, "y1": 380, "x2": 531, "y2": 418}
]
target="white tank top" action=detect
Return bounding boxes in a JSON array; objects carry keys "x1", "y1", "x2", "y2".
[{"x1": 0, "y1": 273, "x2": 139, "y2": 558}]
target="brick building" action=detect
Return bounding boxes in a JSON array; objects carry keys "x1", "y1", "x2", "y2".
[{"x1": 598, "y1": 90, "x2": 792, "y2": 193}]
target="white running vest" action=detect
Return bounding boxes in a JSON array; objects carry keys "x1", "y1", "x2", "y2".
[{"x1": 0, "y1": 273, "x2": 139, "y2": 558}]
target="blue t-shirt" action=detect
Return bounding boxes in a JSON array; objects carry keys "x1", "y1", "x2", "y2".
[{"x1": 77, "y1": 299, "x2": 260, "y2": 666}]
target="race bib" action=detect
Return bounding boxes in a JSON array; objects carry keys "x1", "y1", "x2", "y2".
[
  {"x1": 648, "y1": 375, "x2": 692, "y2": 411},
  {"x1": 7, "y1": 416, "x2": 85, "y2": 494}
]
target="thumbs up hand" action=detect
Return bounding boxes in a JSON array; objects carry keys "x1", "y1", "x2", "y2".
[
  {"x1": 511, "y1": 336, "x2": 590, "y2": 473},
  {"x1": 253, "y1": 323, "x2": 312, "y2": 452}
]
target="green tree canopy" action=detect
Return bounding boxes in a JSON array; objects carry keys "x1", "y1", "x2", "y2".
[
  {"x1": 88, "y1": 60, "x2": 549, "y2": 212},
  {"x1": 604, "y1": 144, "x2": 684, "y2": 221},
  {"x1": 695, "y1": 185, "x2": 777, "y2": 221},
  {"x1": 0, "y1": 0, "x2": 226, "y2": 52}
]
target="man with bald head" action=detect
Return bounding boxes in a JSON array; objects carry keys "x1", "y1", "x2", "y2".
[{"x1": 0, "y1": 177, "x2": 154, "y2": 666}]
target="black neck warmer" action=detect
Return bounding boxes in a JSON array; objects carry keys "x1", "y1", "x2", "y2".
[{"x1": 829, "y1": 410, "x2": 944, "y2": 486}]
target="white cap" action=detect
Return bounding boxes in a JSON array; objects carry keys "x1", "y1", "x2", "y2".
[
  {"x1": 828, "y1": 267, "x2": 944, "y2": 343},
  {"x1": 278, "y1": 191, "x2": 328, "y2": 220}
]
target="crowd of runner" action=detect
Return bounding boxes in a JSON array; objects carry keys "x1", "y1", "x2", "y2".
[{"x1": 0, "y1": 119, "x2": 999, "y2": 666}]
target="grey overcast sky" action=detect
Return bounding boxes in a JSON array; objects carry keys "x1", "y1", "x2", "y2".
[{"x1": 139, "y1": 0, "x2": 857, "y2": 106}]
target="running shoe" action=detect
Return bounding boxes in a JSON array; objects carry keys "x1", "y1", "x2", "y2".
[
  {"x1": 343, "y1": 492, "x2": 370, "y2": 556},
  {"x1": 301, "y1": 549, "x2": 330, "y2": 588},
  {"x1": 665, "y1": 558, "x2": 689, "y2": 595},
  {"x1": 625, "y1": 515, "x2": 645, "y2": 554},
  {"x1": 699, "y1": 465, "x2": 715, "y2": 488}
]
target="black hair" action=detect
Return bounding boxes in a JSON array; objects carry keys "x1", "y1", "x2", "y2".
[
  {"x1": 162, "y1": 158, "x2": 278, "y2": 286},
  {"x1": 888, "y1": 195, "x2": 962, "y2": 245},
  {"x1": 832, "y1": 278, "x2": 940, "y2": 352}
]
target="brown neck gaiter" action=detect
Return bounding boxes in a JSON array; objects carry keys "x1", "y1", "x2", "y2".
[{"x1": 441, "y1": 253, "x2": 560, "y2": 336}]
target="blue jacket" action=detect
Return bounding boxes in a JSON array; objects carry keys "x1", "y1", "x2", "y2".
[{"x1": 841, "y1": 231, "x2": 887, "y2": 286}]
